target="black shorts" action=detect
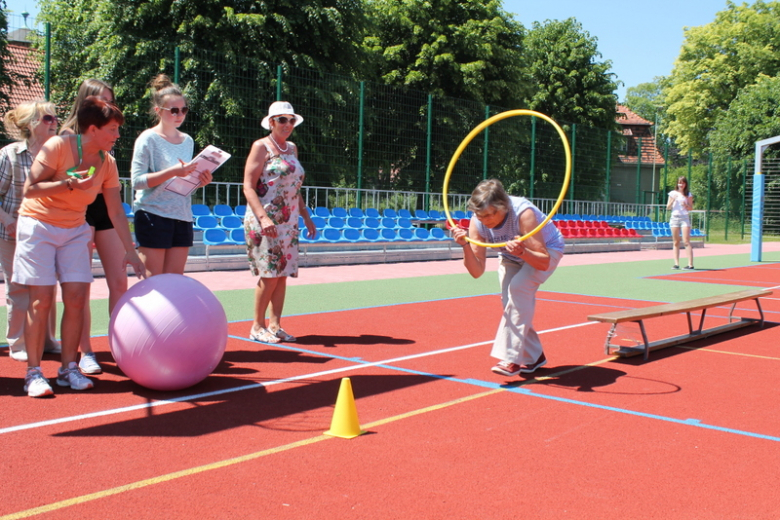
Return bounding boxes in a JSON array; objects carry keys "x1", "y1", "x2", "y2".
[
  {"x1": 85, "y1": 194, "x2": 114, "y2": 231},
  {"x1": 133, "y1": 210, "x2": 194, "y2": 249}
]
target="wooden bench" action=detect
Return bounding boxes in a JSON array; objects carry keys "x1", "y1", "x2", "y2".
[{"x1": 587, "y1": 289, "x2": 772, "y2": 360}]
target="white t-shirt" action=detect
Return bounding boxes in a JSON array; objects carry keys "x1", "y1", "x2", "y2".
[{"x1": 668, "y1": 190, "x2": 691, "y2": 218}]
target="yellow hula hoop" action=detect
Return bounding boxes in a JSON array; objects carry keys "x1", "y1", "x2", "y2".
[{"x1": 442, "y1": 109, "x2": 572, "y2": 248}]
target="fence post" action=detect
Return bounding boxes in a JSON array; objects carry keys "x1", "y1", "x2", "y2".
[
  {"x1": 725, "y1": 157, "x2": 731, "y2": 240},
  {"x1": 636, "y1": 137, "x2": 642, "y2": 204},
  {"x1": 741, "y1": 159, "x2": 747, "y2": 239},
  {"x1": 425, "y1": 95, "x2": 433, "y2": 210},
  {"x1": 44, "y1": 23, "x2": 51, "y2": 101},
  {"x1": 706, "y1": 153, "x2": 712, "y2": 239},
  {"x1": 276, "y1": 65, "x2": 283, "y2": 101},
  {"x1": 483, "y1": 105, "x2": 490, "y2": 181},
  {"x1": 569, "y1": 124, "x2": 576, "y2": 201},
  {"x1": 662, "y1": 141, "x2": 669, "y2": 221},
  {"x1": 174, "y1": 47, "x2": 180, "y2": 83},
  {"x1": 356, "y1": 81, "x2": 365, "y2": 208},
  {"x1": 604, "y1": 130, "x2": 611, "y2": 203}
]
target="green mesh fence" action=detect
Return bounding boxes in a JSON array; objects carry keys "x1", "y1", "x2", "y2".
[{"x1": 0, "y1": 16, "x2": 774, "y2": 241}]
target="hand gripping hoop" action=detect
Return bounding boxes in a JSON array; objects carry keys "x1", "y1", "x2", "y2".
[{"x1": 442, "y1": 109, "x2": 572, "y2": 248}]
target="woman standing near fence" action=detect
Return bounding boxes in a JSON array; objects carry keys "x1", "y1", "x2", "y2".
[
  {"x1": 131, "y1": 74, "x2": 212, "y2": 277},
  {"x1": 243, "y1": 101, "x2": 316, "y2": 344},
  {"x1": 60, "y1": 79, "x2": 124, "y2": 374},
  {"x1": 0, "y1": 101, "x2": 61, "y2": 362},
  {"x1": 667, "y1": 176, "x2": 694, "y2": 270}
]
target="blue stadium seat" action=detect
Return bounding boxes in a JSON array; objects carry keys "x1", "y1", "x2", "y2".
[
  {"x1": 342, "y1": 228, "x2": 367, "y2": 243},
  {"x1": 453, "y1": 210, "x2": 467, "y2": 220},
  {"x1": 365, "y1": 208, "x2": 381, "y2": 219},
  {"x1": 331, "y1": 207, "x2": 348, "y2": 219},
  {"x1": 349, "y1": 207, "x2": 365, "y2": 219},
  {"x1": 322, "y1": 228, "x2": 347, "y2": 243},
  {"x1": 195, "y1": 215, "x2": 219, "y2": 230},
  {"x1": 314, "y1": 207, "x2": 330, "y2": 218},
  {"x1": 234, "y1": 205, "x2": 247, "y2": 217},
  {"x1": 311, "y1": 216, "x2": 327, "y2": 229},
  {"x1": 415, "y1": 209, "x2": 430, "y2": 220},
  {"x1": 429, "y1": 227, "x2": 449, "y2": 240},
  {"x1": 380, "y1": 228, "x2": 400, "y2": 241},
  {"x1": 346, "y1": 217, "x2": 364, "y2": 229},
  {"x1": 362, "y1": 228, "x2": 381, "y2": 242},
  {"x1": 220, "y1": 215, "x2": 243, "y2": 230},
  {"x1": 229, "y1": 228, "x2": 245, "y2": 244},
  {"x1": 363, "y1": 217, "x2": 380, "y2": 229},
  {"x1": 327, "y1": 217, "x2": 345, "y2": 229},
  {"x1": 213, "y1": 204, "x2": 233, "y2": 217},
  {"x1": 397, "y1": 218, "x2": 413, "y2": 229},
  {"x1": 202, "y1": 228, "x2": 228, "y2": 245},
  {"x1": 383, "y1": 208, "x2": 398, "y2": 219},
  {"x1": 397, "y1": 228, "x2": 414, "y2": 240},
  {"x1": 192, "y1": 204, "x2": 211, "y2": 217},
  {"x1": 300, "y1": 228, "x2": 321, "y2": 243},
  {"x1": 397, "y1": 209, "x2": 413, "y2": 219},
  {"x1": 414, "y1": 228, "x2": 431, "y2": 241},
  {"x1": 427, "y1": 210, "x2": 445, "y2": 221},
  {"x1": 380, "y1": 218, "x2": 398, "y2": 229},
  {"x1": 122, "y1": 202, "x2": 133, "y2": 218}
]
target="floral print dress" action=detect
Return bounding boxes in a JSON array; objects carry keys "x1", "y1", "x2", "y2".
[{"x1": 244, "y1": 150, "x2": 304, "y2": 278}]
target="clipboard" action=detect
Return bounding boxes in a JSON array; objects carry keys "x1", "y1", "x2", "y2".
[{"x1": 165, "y1": 145, "x2": 231, "y2": 196}]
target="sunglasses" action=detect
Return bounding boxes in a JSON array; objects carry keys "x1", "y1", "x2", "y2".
[
  {"x1": 160, "y1": 106, "x2": 189, "y2": 116},
  {"x1": 272, "y1": 116, "x2": 297, "y2": 125},
  {"x1": 40, "y1": 115, "x2": 58, "y2": 124}
]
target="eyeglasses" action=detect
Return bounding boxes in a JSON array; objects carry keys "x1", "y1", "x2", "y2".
[
  {"x1": 160, "y1": 106, "x2": 189, "y2": 116},
  {"x1": 40, "y1": 115, "x2": 58, "y2": 125},
  {"x1": 272, "y1": 116, "x2": 297, "y2": 125}
]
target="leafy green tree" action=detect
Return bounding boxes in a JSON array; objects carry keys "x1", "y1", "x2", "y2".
[
  {"x1": 521, "y1": 18, "x2": 619, "y2": 199},
  {"x1": 663, "y1": 0, "x2": 780, "y2": 155},
  {"x1": 39, "y1": 0, "x2": 371, "y2": 183},
  {"x1": 522, "y1": 18, "x2": 618, "y2": 129},
  {"x1": 623, "y1": 80, "x2": 664, "y2": 124},
  {"x1": 363, "y1": 0, "x2": 527, "y2": 106}
]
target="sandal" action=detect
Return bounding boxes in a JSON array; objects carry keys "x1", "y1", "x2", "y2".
[
  {"x1": 250, "y1": 327, "x2": 280, "y2": 344},
  {"x1": 271, "y1": 327, "x2": 296, "y2": 342}
]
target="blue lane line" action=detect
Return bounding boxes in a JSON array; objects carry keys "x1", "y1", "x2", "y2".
[{"x1": 235, "y1": 338, "x2": 780, "y2": 444}]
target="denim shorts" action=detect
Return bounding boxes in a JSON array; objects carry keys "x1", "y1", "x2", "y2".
[
  {"x1": 134, "y1": 210, "x2": 194, "y2": 249},
  {"x1": 669, "y1": 215, "x2": 691, "y2": 229}
]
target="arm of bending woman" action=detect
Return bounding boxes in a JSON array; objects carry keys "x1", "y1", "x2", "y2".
[
  {"x1": 103, "y1": 186, "x2": 146, "y2": 279},
  {"x1": 452, "y1": 221, "x2": 488, "y2": 279},
  {"x1": 505, "y1": 209, "x2": 551, "y2": 271}
]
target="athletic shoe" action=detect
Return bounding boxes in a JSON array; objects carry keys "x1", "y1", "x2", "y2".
[
  {"x1": 491, "y1": 360, "x2": 521, "y2": 376},
  {"x1": 24, "y1": 368, "x2": 53, "y2": 398},
  {"x1": 57, "y1": 362, "x2": 94, "y2": 390},
  {"x1": 683, "y1": 265, "x2": 695, "y2": 270},
  {"x1": 78, "y1": 353, "x2": 103, "y2": 374},
  {"x1": 43, "y1": 341, "x2": 62, "y2": 354},
  {"x1": 520, "y1": 353, "x2": 548, "y2": 374},
  {"x1": 9, "y1": 349, "x2": 28, "y2": 362},
  {"x1": 272, "y1": 328, "x2": 296, "y2": 342},
  {"x1": 672, "y1": 265, "x2": 680, "y2": 270}
]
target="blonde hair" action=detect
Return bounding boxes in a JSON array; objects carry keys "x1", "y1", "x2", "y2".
[
  {"x1": 468, "y1": 179, "x2": 511, "y2": 214},
  {"x1": 60, "y1": 79, "x2": 114, "y2": 134},
  {"x1": 149, "y1": 74, "x2": 185, "y2": 122},
  {"x1": 4, "y1": 100, "x2": 57, "y2": 143}
]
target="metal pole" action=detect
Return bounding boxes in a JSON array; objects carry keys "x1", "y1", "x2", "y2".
[
  {"x1": 605, "y1": 131, "x2": 611, "y2": 204},
  {"x1": 483, "y1": 105, "x2": 490, "y2": 181},
  {"x1": 174, "y1": 47, "x2": 180, "y2": 84},
  {"x1": 44, "y1": 23, "x2": 51, "y2": 101},
  {"x1": 356, "y1": 81, "x2": 364, "y2": 208},
  {"x1": 530, "y1": 116, "x2": 536, "y2": 198},
  {"x1": 725, "y1": 157, "x2": 731, "y2": 241},
  {"x1": 276, "y1": 65, "x2": 282, "y2": 101},
  {"x1": 636, "y1": 137, "x2": 642, "y2": 205},
  {"x1": 569, "y1": 124, "x2": 576, "y2": 202},
  {"x1": 425, "y1": 94, "x2": 432, "y2": 211}
]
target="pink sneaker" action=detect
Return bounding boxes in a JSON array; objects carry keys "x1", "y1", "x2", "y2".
[{"x1": 491, "y1": 361, "x2": 521, "y2": 376}]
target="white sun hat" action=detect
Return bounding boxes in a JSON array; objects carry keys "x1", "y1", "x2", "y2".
[{"x1": 261, "y1": 101, "x2": 304, "y2": 130}]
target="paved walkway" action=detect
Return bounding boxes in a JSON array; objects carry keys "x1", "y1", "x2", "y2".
[{"x1": 71, "y1": 242, "x2": 779, "y2": 302}]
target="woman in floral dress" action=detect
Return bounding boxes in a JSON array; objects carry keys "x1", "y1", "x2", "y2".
[{"x1": 243, "y1": 101, "x2": 316, "y2": 344}]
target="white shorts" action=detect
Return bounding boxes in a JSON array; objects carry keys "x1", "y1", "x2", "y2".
[
  {"x1": 669, "y1": 215, "x2": 691, "y2": 229},
  {"x1": 12, "y1": 216, "x2": 93, "y2": 286}
]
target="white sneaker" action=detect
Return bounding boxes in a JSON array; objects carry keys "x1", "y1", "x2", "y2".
[
  {"x1": 24, "y1": 368, "x2": 53, "y2": 398},
  {"x1": 78, "y1": 353, "x2": 103, "y2": 374},
  {"x1": 57, "y1": 362, "x2": 94, "y2": 390},
  {"x1": 9, "y1": 349, "x2": 28, "y2": 362}
]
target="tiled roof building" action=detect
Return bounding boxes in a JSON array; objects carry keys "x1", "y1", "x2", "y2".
[{"x1": 616, "y1": 105, "x2": 664, "y2": 166}]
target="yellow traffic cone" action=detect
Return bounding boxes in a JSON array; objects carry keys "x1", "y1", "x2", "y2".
[{"x1": 324, "y1": 378, "x2": 366, "y2": 439}]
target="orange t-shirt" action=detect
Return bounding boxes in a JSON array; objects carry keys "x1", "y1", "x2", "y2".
[{"x1": 19, "y1": 136, "x2": 120, "y2": 228}]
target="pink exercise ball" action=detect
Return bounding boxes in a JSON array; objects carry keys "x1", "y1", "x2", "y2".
[{"x1": 109, "y1": 274, "x2": 228, "y2": 391}]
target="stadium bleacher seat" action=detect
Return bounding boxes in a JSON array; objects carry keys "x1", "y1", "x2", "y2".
[
  {"x1": 314, "y1": 207, "x2": 330, "y2": 218},
  {"x1": 362, "y1": 228, "x2": 381, "y2": 242},
  {"x1": 364, "y1": 217, "x2": 380, "y2": 229},
  {"x1": 229, "y1": 228, "x2": 245, "y2": 245},
  {"x1": 327, "y1": 217, "x2": 346, "y2": 229},
  {"x1": 195, "y1": 215, "x2": 219, "y2": 231},
  {"x1": 380, "y1": 228, "x2": 400, "y2": 241},
  {"x1": 213, "y1": 204, "x2": 233, "y2": 218},
  {"x1": 346, "y1": 217, "x2": 364, "y2": 229},
  {"x1": 365, "y1": 208, "x2": 381, "y2": 219},
  {"x1": 220, "y1": 216, "x2": 243, "y2": 230},
  {"x1": 311, "y1": 216, "x2": 327, "y2": 230},
  {"x1": 397, "y1": 209, "x2": 413, "y2": 219},
  {"x1": 349, "y1": 208, "x2": 365, "y2": 219},
  {"x1": 380, "y1": 218, "x2": 397, "y2": 229},
  {"x1": 122, "y1": 202, "x2": 133, "y2": 218},
  {"x1": 453, "y1": 210, "x2": 467, "y2": 220},
  {"x1": 383, "y1": 208, "x2": 398, "y2": 219},
  {"x1": 192, "y1": 204, "x2": 211, "y2": 217},
  {"x1": 414, "y1": 209, "x2": 430, "y2": 220},
  {"x1": 429, "y1": 227, "x2": 448, "y2": 240},
  {"x1": 331, "y1": 207, "x2": 348, "y2": 219},
  {"x1": 202, "y1": 228, "x2": 228, "y2": 245},
  {"x1": 234, "y1": 205, "x2": 247, "y2": 217}
]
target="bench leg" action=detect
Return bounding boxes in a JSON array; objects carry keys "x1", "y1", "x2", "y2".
[
  {"x1": 638, "y1": 320, "x2": 650, "y2": 360},
  {"x1": 695, "y1": 309, "x2": 708, "y2": 334},
  {"x1": 756, "y1": 298, "x2": 765, "y2": 326},
  {"x1": 605, "y1": 323, "x2": 618, "y2": 355}
]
